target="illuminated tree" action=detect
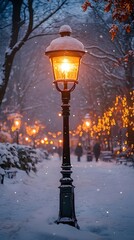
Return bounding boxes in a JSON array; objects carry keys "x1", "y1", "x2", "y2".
[
  {"x1": 26, "y1": 122, "x2": 40, "y2": 148},
  {"x1": 81, "y1": 0, "x2": 134, "y2": 148},
  {"x1": 92, "y1": 93, "x2": 134, "y2": 150}
]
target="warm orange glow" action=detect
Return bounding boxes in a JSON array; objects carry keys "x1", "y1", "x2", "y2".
[
  {"x1": 57, "y1": 131, "x2": 62, "y2": 136},
  {"x1": 85, "y1": 121, "x2": 90, "y2": 127},
  {"x1": 26, "y1": 125, "x2": 39, "y2": 137},
  {"x1": 61, "y1": 58, "x2": 70, "y2": 72},
  {"x1": 32, "y1": 129, "x2": 36, "y2": 135},
  {"x1": 15, "y1": 120, "x2": 20, "y2": 127},
  {"x1": 12, "y1": 118, "x2": 21, "y2": 132},
  {"x1": 52, "y1": 56, "x2": 80, "y2": 82}
]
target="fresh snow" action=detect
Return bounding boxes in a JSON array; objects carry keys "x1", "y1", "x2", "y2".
[{"x1": 0, "y1": 153, "x2": 134, "y2": 240}]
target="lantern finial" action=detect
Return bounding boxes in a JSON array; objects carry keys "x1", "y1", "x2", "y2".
[{"x1": 59, "y1": 25, "x2": 72, "y2": 37}]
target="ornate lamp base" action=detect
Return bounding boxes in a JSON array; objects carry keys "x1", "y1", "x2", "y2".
[{"x1": 56, "y1": 165, "x2": 79, "y2": 229}]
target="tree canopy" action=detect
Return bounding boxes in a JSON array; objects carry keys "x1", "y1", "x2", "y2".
[
  {"x1": 82, "y1": 0, "x2": 134, "y2": 40},
  {"x1": 0, "y1": 0, "x2": 68, "y2": 106}
]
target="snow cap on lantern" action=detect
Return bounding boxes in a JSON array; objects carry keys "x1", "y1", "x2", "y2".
[{"x1": 45, "y1": 25, "x2": 85, "y2": 83}]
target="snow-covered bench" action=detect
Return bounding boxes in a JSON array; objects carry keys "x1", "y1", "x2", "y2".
[
  {"x1": 116, "y1": 157, "x2": 127, "y2": 165},
  {"x1": 102, "y1": 151, "x2": 113, "y2": 162},
  {"x1": 5, "y1": 169, "x2": 17, "y2": 179},
  {"x1": 116, "y1": 154, "x2": 134, "y2": 167}
]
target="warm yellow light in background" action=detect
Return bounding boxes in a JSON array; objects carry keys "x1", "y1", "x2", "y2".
[
  {"x1": 32, "y1": 129, "x2": 36, "y2": 135},
  {"x1": 26, "y1": 125, "x2": 39, "y2": 137},
  {"x1": 52, "y1": 56, "x2": 80, "y2": 82},
  {"x1": 58, "y1": 112, "x2": 62, "y2": 117},
  {"x1": 15, "y1": 120, "x2": 20, "y2": 127},
  {"x1": 12, "y1": 118, "x2": 21, "y2": 132},
  {"x1": 85, "y1": 121, "x2": 90, "y2": 127}
]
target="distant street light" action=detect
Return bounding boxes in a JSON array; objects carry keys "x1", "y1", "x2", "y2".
[
  {"x1": 8, "y1": 113, "x2": 22, "y2": 144},
  {"x1": 45, "y1": 25, "x2": 85, "y2": 228},
  {"x1": 13, "y1": 117, "x2": 21, "y2": 144},
  {"x1": 84, "y1": 113, "x2": 91, "y2": 147},
  {"x1": 58, "y1": 112, "x2": 62, "y2": 117},
  {"x1": 83, "y1": 113, "x2": 92, "y2": 161}
]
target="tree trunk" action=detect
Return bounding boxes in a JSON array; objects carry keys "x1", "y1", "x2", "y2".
[
  {"x1": 0, "y1": 0, "x2": 23, "y2": 106},
  {"x1": 0, "y1": 53, "x2": 15, "y2": 105},
  {"x1": 126, "y1": 55, "x2": 134, "y2": 148},
  {"x1": 9, "y1": 0, "x2": 23, "y2": 48}
]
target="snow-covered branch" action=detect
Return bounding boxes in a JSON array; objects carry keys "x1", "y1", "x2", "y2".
[
  {"x1": 82, "y1": 61, "x2": 124, "y2": 82},
  {"x1": 86, "y1": 46, "x2": 119, "y2": 63},
  {"x1": 32, "y1": 0, "x2": 68, "y2": 32}
]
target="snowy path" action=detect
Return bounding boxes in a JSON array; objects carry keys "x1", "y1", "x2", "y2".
[{"x1": 0, "y1": 154, "x2": 134, "y2": 240}]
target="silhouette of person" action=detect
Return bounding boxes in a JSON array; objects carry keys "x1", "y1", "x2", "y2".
[
  {"x1": 93, "y1": 142, "x2": 101, "y2": 162},
  {"x1": 57, "y1": 146, "x2": 62, "y2": 160},
  {"x1": 75, "y1": 143, "x2": 83, "y2": 162}
]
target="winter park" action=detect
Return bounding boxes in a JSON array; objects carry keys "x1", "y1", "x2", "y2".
[{"x1": 0, "y1": 1, "x2": 134, "y2": 240}]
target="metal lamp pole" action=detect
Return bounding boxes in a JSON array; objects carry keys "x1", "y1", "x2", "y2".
[
  {"x1": 84, "y1": 114, "x2": 91, "y2": 148},
  {"x1": 16, "y1": 128, "x2": 19, "y2": 144},
  {"x1": 55, "y1": 81, "x2": 78, "y2": 228},
  {"x1": 45, "y1": 25, "x2": 85, "y2": 228},
  {"x1": 14, "y1": 117, "x2": 21, "y2": 145}
]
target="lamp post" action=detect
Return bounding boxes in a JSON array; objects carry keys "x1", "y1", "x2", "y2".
[
  {"x1": 14, "y1": 117, "x2": 21, "y2": 144},
  {"x1": 84, "y1": 113, "x2": 92, "y2": 161},
  {"x1": 8, "y1": 113, "x2": 22, "y2": 144},
  {"x1": 45, "y1": 25, "x2": 85, "y2": 228},
  {"x1": 31, "y1": 128, "x2": 37, "y2": 148},
  {"x1": 84, "y1": 113, "x2": 91, "y2": 147}
]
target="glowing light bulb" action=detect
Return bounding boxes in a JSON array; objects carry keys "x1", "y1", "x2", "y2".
[{"x1": 61, "y1": 59, "x2": 70, "y2": 73}]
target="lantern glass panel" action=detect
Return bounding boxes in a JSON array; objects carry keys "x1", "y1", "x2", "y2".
[
  {"x1": 14, "y1": 118, "x2": 21, "y2": 128},
  {"x1": 51, "y1": 56, "x2": 80, "y2": 82}
]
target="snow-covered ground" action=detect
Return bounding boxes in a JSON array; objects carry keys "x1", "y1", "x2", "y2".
[{"x1": 0, "y1": 154, "x2": 134, "y2": 240}]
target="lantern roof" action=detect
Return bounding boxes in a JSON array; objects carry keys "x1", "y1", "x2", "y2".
[
  {"x1": 85, "y1": 113, "x2": 91, "y2": 119},
  {"x1": 45, "y1": 25, "x2": 85, "y2": 55},
  {"x1": 7, "y1": 113, "x2": 22, "y2": 121}
]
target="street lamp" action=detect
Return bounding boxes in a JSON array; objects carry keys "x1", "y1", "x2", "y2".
[
  {"x1": 13, "y1": 117, "x2": 21, "y2": 144},
  {"x1": 83, "y1": 113, "x2": 92, "y2": 161},
  {"x1": 45, "y1": 25, "x2": 85, "y2": 228},
  {"x1": 8, "y1": 113, "x2": 22, "y2": 144},
  {"x1": 84, "y1": 114, "x2": 91, "y2": 145}
]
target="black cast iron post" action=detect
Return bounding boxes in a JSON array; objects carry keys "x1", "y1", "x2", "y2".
[
  {"x1": 56, "y1": 83, "x2": 79, "y2": 229},
  {"x1": 16, "y1": 129, "x2": 19, "y2": 144}
]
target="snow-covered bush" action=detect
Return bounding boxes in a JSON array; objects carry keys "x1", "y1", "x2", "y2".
[
  {"x1": 17, "y1": 146, "x2": 38, "y2": 174},
  {"x1": 0, "y1": 131, "x2": 12, "y2": 143},
  {"x1": 0, "y1": 143, "x2": 18, "y2": 169},
  {"x1": 0, "y1": 143, "x2": 48, "y2": 174}
]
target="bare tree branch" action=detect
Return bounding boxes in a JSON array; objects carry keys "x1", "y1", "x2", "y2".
[
  {"x1": 86, "y1": 48, "x2": 119, "y2": 63},
  {"x1": 32, "y1": 0, "x2": 68, "y2": 32},
  {"x1": 0, "y1": 0, "x2": 9, "y2": 13}
]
